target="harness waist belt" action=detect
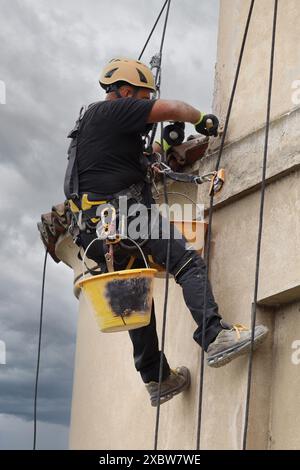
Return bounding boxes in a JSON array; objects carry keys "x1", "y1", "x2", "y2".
[{"x1": 69, "y1": 181, "x2": 146, "y2": 217}]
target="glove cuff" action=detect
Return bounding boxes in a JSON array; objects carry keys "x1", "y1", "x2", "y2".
[{"x1": 195, "y1": 112, "x2": 205, "y2": 126}]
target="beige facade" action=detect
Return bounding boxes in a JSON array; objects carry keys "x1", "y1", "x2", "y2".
[{"x1": 61, "y1": 0, "x2": 300, "y2": 449}]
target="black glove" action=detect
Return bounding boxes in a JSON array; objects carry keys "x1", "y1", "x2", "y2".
[
  {"x1": 163, "y1": 121, "x2": 185, "y2": 147},
  {"x1": 195, "y1": 113, "x2": 219, "y2": 137}
]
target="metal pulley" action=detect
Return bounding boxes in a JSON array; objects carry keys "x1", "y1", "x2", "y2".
[{"x1": 163, "y1": 122, "x2": 185, "y2": 147}]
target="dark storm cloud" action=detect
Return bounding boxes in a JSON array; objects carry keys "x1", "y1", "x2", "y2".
[{"x1": 0, "y1": 0, "x2": 219, "y2": 448}]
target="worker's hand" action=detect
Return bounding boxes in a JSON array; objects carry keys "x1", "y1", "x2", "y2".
[
  {"x1": 155, "y1": 139, "x2": 171, "y2": 153},
  {"x1": 151, "y1": 163, "x2": 163, "y2": 175},
  {"x1": 195, "y1": 113, "x2": 219, "y2": 137}
]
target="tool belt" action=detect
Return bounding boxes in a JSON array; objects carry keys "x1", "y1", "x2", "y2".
[{"x1": 68, "y1": 181, "x2": 146, "y2": 233}]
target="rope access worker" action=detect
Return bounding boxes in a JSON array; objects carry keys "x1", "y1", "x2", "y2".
[{"x1": 64, "y1": 58, "x2": 268, "y2": 407}]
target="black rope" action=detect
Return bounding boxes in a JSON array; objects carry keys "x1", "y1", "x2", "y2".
[
  {"x1": 147, "y1": 0, "x2": 172, "y2": 152},
  {"x1": 242, "y1": 0, "x2": 278, "y2": 450},
  {"x1": 33, "y1": 248, "x2": 48, "y2": 450},
  {"x1": 158, "y1": 0, "x2": 171, "y2": 57},
  {"x1": 215, "y1": 0, "x2": 256, "y2": 172},
  {"x1": 152, "y1": 0, "x2": 172, "y2": 451},
  {"x1": 138, "y1": 0, "x2": 169, "y2": 61},
  {"x1": 154, "y1": 174, "x2": 171, "y2": 451},
  {"x1": 196, "y1": 0, "x2": 256, "y2": 450}
]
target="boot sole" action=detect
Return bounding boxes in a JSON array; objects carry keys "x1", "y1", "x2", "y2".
[
  {"x1": 207, "y1": 330, "x2": 268, "y2": 368},
  {"x1": 151, "y1": 368, "x2": 191, "y2": 407}
]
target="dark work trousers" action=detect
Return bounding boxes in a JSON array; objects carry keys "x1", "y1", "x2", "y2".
[{"x1": 79, "y1": 189, "x2": 223, "y2": 384}]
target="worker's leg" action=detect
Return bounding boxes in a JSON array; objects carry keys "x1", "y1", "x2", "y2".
[
  {"x1": 143, "y1": 211, "x2": 224, "y2": 352},
  {"x1": 173, "y1": 250, "x2": 224, "y2": 350},
  {"x1": 142, "y1": 209, "x2": 268, "y2": 369},
  {"x1": 128, "y1": 301, "x2": 170, "y2": 383}
]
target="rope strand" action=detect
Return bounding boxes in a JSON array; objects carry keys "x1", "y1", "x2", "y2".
[
  {"x1": 152, "y1": 0, "x2": 172, "y2": 451},
  {"x1": 196, "y1": 0, "x2": 256, "y2": 450},
  {"x1": 242, "y1": 0, "x2": 278, "y2": 449},
  {"x1": 33, "y1": 249, "x2": 48, "y2": 450},
  {"x1": 138, "y1": 0, "x2": 169, "y2": 60}
]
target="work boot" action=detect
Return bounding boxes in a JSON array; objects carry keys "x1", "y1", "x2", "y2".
[
  {"x1": 207, "y1": 323, "x2": 268, "y2": 368},
  {"x1": 145, "y1": 366, "x2": 191, "y2": 407}
]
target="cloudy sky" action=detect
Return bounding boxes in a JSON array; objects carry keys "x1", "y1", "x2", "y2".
[{"x1": 0, "y1": 0, "x2": 219, "y2": 449}]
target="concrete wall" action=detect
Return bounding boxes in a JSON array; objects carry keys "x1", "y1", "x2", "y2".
[
  {"x1": 268, "y1": 302, "x2": 300, "y2": 450},
  {"x1": 68, "y1": 0, "x2": 300, "y2": 449},
  {"x1": 214, "y1": 0, "x2": 300, "y2": 142}
]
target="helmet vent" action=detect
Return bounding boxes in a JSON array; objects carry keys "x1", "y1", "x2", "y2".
[
  {"x1": 105, "y1": 67, "x2": 119, "y2": 78},
  {"x1": 136, "y1": 68, "x2": 147, "y2": 84}
]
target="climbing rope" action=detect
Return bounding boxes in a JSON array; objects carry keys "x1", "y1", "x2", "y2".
[
  {"x1": 242, "y1": 0, "x2": 278, "y2": 449},
  {"x1": 151, "y1": 0, "x2": 172, "y2": 451},
  {"x1": 138, "y1": 0, "x2": 169, "y2": 61},
  {"x1": 33, "y1": 249, "x2": 48, "y2": 450},
  {"x1": 136, "y1": 0, "x2": 173, "y2": 451},
  {"x1": 196, "y1": 0, "x2": 256, "y2": 450}
]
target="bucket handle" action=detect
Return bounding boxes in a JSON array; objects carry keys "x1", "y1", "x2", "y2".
[
  {"x1": 81, "y1": 235, "x2": 149, "y2": 281},
  {"x1": 152, "y1": 188, "x2": 204, "y2": 220}
]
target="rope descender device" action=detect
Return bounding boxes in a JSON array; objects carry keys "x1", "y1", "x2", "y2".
[
  {"x1": 95, "y1": 205, "x2": 120, "y2": 273},
  {"x1": 208, "y1": 169, "x2": 225, "y2": 196}
]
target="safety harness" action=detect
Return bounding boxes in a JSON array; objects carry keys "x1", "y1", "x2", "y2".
[
  {"x1": 64, "y1": 103, "x2": 151, "y2": 239},
  {"x1": 64, "y1": 103, "x2": 95, "y2": 201}
]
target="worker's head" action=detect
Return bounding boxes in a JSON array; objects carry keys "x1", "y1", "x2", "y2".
[{"x1": 99, "y1": 58, "x2": 156, "y2": 100}]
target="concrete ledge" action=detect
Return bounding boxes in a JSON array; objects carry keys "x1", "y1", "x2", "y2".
[{"x1": 258, "y1": 284, "x2": 300, "y2": 308}]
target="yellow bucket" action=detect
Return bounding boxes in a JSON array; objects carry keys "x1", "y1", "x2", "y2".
[{"x1": 77, "y1": 268, "x2": 157, "y2": 333}]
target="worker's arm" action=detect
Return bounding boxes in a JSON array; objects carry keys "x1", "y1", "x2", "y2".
[
  {"x1": 147, "y1": 99, "x2": 219, "y2": 137},
  {"x1": 147, "y1": 99, "x2": 200, "y2": 124}
]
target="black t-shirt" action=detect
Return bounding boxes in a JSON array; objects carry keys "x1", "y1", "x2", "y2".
[{"x1": 76, "y1": 97, "x2": 155, "y2": 195}]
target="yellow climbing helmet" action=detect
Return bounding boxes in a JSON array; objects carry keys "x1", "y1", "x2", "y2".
[{"x1": 99, "y1": 58, "x2": 156, "y2": 92}]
